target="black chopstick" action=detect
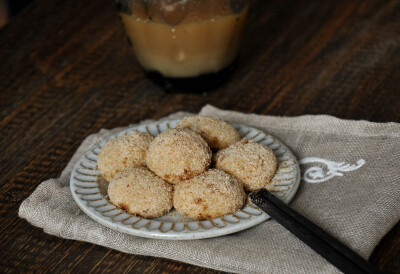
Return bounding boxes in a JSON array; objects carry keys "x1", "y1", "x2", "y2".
[{"x1": 250, "y1": 189, "x2": 381, "y2": 274}]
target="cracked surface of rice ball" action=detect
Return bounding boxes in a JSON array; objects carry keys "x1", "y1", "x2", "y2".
[
  {"x1": 97, "y1": 132, "x2": 154, "y2": 181},
  {"x1": 173, "y1": 169, "x2": 246, "y2": 220},
  {"x1": 213, "y1": 138, "x2": 278, "y2": 191},
  {"x1": 108, "y1": 167, "x2": 173, "y2": 218},
  {"x1": 146, "y1": 128, "x2": 211, "y2": 184},
  {"x1": 176, "y1": 116, "x2": 240, "y2": 150}
]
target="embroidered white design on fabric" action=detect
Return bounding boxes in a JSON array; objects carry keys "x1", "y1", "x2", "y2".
[{"x1": 299, "y1": 157, "x2": 366, "y2": 183}]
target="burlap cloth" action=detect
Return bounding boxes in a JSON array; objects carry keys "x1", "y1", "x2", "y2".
[{"x1": 19, "y1": 105, "x2": 400, "y2": 273}]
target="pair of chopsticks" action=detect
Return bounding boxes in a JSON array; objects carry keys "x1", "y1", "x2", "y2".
[{"x1": 250, "y1": 190, "x2": 381, "y2": 274}]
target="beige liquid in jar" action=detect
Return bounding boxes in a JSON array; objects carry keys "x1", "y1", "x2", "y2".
[{"x1": 121, "y1": 6, "x2": 248, "y2": 78}]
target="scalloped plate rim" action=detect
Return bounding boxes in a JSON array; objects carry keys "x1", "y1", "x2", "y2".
[{"x1": 70, "y1": 119, "x2": 300, "y2": 240}]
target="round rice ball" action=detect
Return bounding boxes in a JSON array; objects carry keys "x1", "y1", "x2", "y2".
[
  {"x1": 108, "y1": 167, "x2": 173, "y2": 218},
  {"x1": 173, "y1": 169, "x2": 246, "y2": 220},
  {"x1": 213, "y1": 138, "x2": 278, "y2": 191},
  {"x1": 146, "y1": 128, "x2": 211, "y2": 184},
  {"x1": 176, "y1": 116, "x2": 240, "y2": 150},
  {"x1": 97, "y1": 132, "x2": 154, "y2": 181}
]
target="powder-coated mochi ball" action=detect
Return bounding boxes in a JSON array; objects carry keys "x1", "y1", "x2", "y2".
[
  {"x1": 97, "y1": 132, "x2": 154, "y2": 181},
  {"x1": 173, "y1": 169, "x2": 246, "y2": 220},
  {"x1": 213, "y1": 138, "x2": 278, "y2": 191},
  {"x1": 108, "y1": 167, "x2": 173, "y2": 218},
  {"x1": 176, "y1": 116, "x2": 240, "y2": 150},
  {"x1": 146, "y1": 128, "x2": 211, "y2": 184}
]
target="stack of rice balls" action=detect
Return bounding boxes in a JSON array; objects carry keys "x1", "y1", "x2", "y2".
[{"x1": 97, "y1": 116, "x2": 278, "y2": 220}]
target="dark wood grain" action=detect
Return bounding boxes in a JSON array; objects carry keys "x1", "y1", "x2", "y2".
[{"x1": 0, "y1": 0, "x2": 399, "y2": 273}]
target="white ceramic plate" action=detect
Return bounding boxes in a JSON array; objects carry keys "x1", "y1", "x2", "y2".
[{"x1": 70, "y1": 119, "x2": 300, "y2": 240}]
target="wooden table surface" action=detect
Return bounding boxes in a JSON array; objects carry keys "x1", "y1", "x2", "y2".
[{"x1": 1, "y1": 0, "x2": 399, "y2": 272}]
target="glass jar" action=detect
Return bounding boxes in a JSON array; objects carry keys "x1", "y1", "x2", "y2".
[{"x1": 114, "y1": 0, "x2": 249, "y2": 91}]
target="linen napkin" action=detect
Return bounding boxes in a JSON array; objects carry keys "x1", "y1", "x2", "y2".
[{"x1": 19, "y1": 105, "x2": 400, "y2": 273}]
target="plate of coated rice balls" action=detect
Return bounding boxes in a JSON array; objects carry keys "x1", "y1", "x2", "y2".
[{"x1": 70, "y1": 116, "x2": 300, "y2": 240}]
